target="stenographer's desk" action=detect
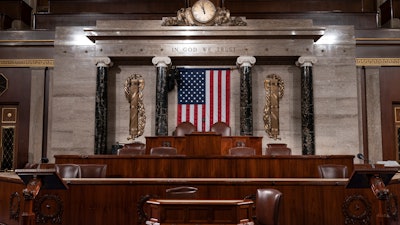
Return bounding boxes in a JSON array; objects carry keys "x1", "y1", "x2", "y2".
[{"x1": 146, "y1": 199, "x2": 253, "y2": 225}]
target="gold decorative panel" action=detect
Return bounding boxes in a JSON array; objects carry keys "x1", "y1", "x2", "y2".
[{"x1": 2, "y1": 108, "x2": 17, "y2": 123}]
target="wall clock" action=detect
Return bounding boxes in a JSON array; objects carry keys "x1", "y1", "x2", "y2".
[{"x1": 191, "y1": 0, "x2": 217, "y2": 24}]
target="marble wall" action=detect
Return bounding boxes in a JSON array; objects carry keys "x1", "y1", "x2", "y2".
[{"x1": 43, "y1": 20, "x2": 361, "y2": 162}]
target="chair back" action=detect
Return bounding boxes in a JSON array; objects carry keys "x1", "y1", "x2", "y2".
[
  {"x1": 166, "y1": 186, "x2": 198, "y2": 199},
  {"x1": 228, "y1": 147, "x2": 256, "y2": 156},
  {"x1": 318, "y1": 164, "x2": 348, "y2": 178},
  {"x1": 265, "y1": 143, "x2": 291, "y2": 155},
  {"x1": 79, "y1": 164, "x2": 107, "y2": 178},
  {"x1": 55, "y1": 164, "x2": 81, "y2": 178},
  {"x1": 174, "y1": 122, "x2": 196, "y2": 136},
  {"x1": 256, "y1": 188, "x2": 283, "y2": 225},
  {"x1": 210, "y1": 121, "x2": 231, "y2": 136},
  {"x1": 117, "y1": 148, "x2": 146, "y2": 155},
  {"x1": 122, "y1": 141, "x2": 146, "y2": 150},
  {"x1": 150, "y1": 147, "x2": 178, "y2": 155}
]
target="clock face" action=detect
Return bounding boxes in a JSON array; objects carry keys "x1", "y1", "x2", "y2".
[{"x1": 191, "y1": 0, "x2": 217, "y2": 24}]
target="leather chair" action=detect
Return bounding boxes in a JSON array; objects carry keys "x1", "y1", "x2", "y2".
[
  {"x1": 265, "y1": 143, "x2": 291, "y2": 156},
  {"x1": 166, "y1": 186, "x2": 198, "y2": 199},
  {"x1": 150, "y1": 146, "x2": 178, "y2": 155},
  {"x1": 318, "y1": 164, "x2": 349, "y2": 178},
  {"x1": 118, "y1": 141, "x2": 146, "y2": 155},
  {"x1": 173, "y1": 121, "x2": 196, "y2": 136},
  {"x1": 228, "y1": 147, "x2": 256, "y2": 156},
  {"x1": 79, "y1": 164, "x2": 107, "y2": 178},
  {"x1": 55, "y1": 164, "x2": 81, "y2": 178},
  {"x1": 256, "y1": 188, "x2": 283, "y2": 225},
  {"x1": 210, "y1": 121, "x2": 231, "y2": 136}
]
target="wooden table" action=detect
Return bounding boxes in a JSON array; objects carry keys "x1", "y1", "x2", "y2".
[{"x1": 146, "y1": 199, "x2": 254, "y2": 225}]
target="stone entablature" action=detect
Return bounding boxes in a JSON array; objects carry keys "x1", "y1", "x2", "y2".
[{"x1": 84, "y1": 19, "x2": 325, "y2": 59}]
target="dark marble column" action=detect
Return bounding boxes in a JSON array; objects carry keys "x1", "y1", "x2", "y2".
[
  {"x1": 95, "y1": 57, "x2": 112, "y2": 154},
  {"x1": 297, "y1": 56, "x2": 317, "y2": 155},
  {"x1": 152, "y1": 57, "x2": 171, "y2": 136},
  {"x1": 236, "y1": 56, "x2": 256, "y2": 136}
]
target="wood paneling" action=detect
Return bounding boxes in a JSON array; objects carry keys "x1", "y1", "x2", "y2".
[{"x1": 380, "y1": 67, "x2": 400, "y2": 160}]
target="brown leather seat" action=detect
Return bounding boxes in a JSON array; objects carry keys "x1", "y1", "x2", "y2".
[
  {"x1": 265, "y1": 143, "x2": 291, "y2": 155},
  {"x1": 55, "y1": 164, "x2": 81, "y2": 178},
  {"x1": 228, "y1": 147, "x2": 256, "y2": 156},
  {"x1": 118, "y1": 141, "x2": 146, "y2": 155},
  {"x1": 79, "y1": 164, "x2": 107, "y2": 178},
  {"x1": 256, "y1": 188, "x2": 283, "y2": 225},
  {"x1": 173, "y1": 121, "x2": 196, "y2": 136},
  {"x1": 150, "y1": 146, "x2": 178, "y2": 155},
  {"x1": 210, "y1": 121, "x2": 231, "y2": 136},
  {"x1": 166, "y1": 186, "x2": 198, "y2": 199},
  {"x1": 318, "y1": 164, "x2": 348, "y2": 178}
]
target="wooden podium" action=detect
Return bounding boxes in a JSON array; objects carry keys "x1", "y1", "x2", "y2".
[
  {"x1": 346, "y1": 168, "x2": 398, "y2": 225},
  {"x1": 15, "y1": 169, "x2": 68, "y2": 225}
]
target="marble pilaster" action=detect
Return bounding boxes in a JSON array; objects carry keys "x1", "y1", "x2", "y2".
[
  {"x1": 95, "y1": 57, "x2": 112, "y2": 154},
  {"x1": 297, "y1": 56, "x2": 317, "y2": 155},
  {"x1": 236, "y1": 56, "x2": 256, "y2": 136},
  {"x1": 152, "y1": 57, "x2": 171, "y2": 136}
]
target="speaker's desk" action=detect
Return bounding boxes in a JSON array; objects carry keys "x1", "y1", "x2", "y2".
[{"x1": 145, "y1": 133, "x2": 263, "y2": 155}]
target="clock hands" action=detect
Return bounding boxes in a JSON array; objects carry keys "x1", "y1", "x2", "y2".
[{"x1": 201, "y1": 3, "x2": 206, "y2": 14}]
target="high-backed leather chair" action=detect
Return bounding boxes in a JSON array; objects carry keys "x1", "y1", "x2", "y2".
[
  {"x1": 79, "y1": 164, "x2": 107, "y2": 178},
  {"x1": 55, "y1": 164, "x2": 81, "y2": 178},
  {"x1": 210, "y1": 121, "x2": 231, "y2": 136},
  {"x1": 228, "y1": 147, "x2": 256, "y2": 156},
  {"x1": 265, "y1": 143, "x2": 291, "y2": 156},
  {"x1": 256, "y1": 188, "x2": 283, "y2": 225},
  {"x1": 118, "y1": 141, "x2": 146, "y2": 155},
  {"x1": 318, "y1": 164, "x2": 349, "y2": 178},
  {"x1": 173, "y1": 121, "x2": 196, "y2": 136},
  {"x1": 166, "y1": 186, "x2": 198, "y2": 199},
  {"x1": 150, "y1": 146, "x2": 178, "y2": 155}
]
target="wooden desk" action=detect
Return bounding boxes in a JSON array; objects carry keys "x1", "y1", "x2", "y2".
[
  {"x1": 145, "y1": 134, "x2": 262, "y2": 155},
  {"x1": 54, "y1": 154, "x2": 355, "y2": 178},
  {"x1": 146, "y1": 199, "x2": 253, "y2": 225},
  {"x1": 2, "y1": 174, "x2": 400, "y2": 225}
]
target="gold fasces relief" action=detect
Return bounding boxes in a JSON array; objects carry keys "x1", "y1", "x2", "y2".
[
  {"x1": 124, "y1": 74, "x2": 146, "y2": 140},
  {"x1": 263, "y1": 74, "x2": 285, "y2": 140}
]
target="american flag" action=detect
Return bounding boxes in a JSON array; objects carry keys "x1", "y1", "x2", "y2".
[{"x1": 177, "y1": 68, "x2": 230, "y2": 132}]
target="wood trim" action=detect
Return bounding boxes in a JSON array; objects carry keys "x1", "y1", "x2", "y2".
[
  {"x1": 356, "y1": 58, "x2": 400, "y2": 66},
  {"x1": 0, "y1": 59, "x2": 54, "y2": 68}
]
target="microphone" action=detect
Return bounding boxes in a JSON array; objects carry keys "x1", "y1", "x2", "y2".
[{"x1": 357, "y1": 153, "x2": 375, "y2": 168}]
